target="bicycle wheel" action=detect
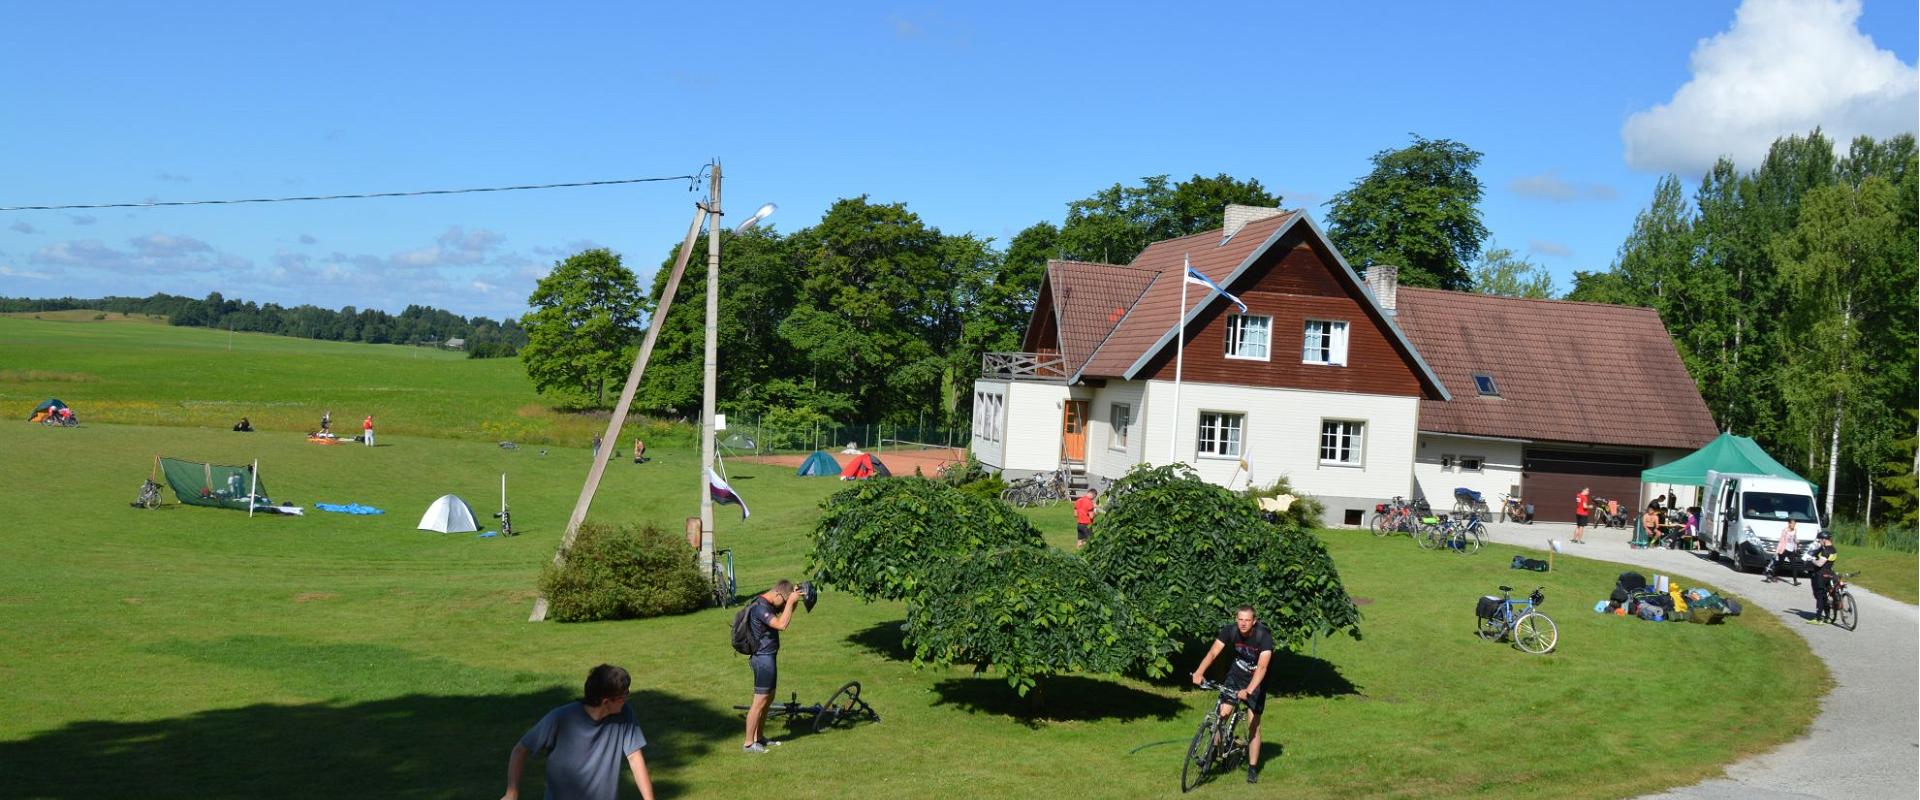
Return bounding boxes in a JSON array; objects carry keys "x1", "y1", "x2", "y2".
[
  {"x1": 1833, "y1": 591, "x2": 1857, "y2": 631},
  {"x1": 1372, "y1": 513, "x2": 1392, "y2": 537},
  {"x1": 1475, "y1": 613, "x2": 1503, "y2": 641},
  {"x1": 1415, "y1": 523, "x2": 1438, "y2": 549},
  {"x1": 1182, "y1": 715, "x2": 1219, "y2": 792},
  {"x1": 1459, "y1": 528, "x2": 1483, "y2": 555},
  {"x1": 1513, "y1": 612, "x2": 1558, "y2": 654},
  {"x1": 814, "y1": 681, "x2": 863, "y2": 733}
]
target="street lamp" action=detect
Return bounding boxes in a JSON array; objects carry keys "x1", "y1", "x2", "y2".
[{"x1": 698, "y1": 165, "x2": 773, "y2": 584}]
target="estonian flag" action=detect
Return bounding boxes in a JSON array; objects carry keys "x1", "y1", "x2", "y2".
[
  {"x1": 709, "y1": 468, "x2": 750, "y2": 519},
  {"x1": 1184, "y1": 259, "x2": 1248, "y2": 313}
]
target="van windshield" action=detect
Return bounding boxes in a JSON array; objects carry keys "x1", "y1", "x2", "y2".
[{"x1": 1741, "y1": 492, "x2": 1818, "y2": 523}]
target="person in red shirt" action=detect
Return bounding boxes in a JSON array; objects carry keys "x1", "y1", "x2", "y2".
[
  {"x1": 362, "y1": 415, "x2": 375, "y2": 447},
  {"x1": 1074, "y1": 488, "x2": 1099, "y2": 549},
  {"x1": 1573, "y1": 487, "x2": 1591, "y2": 544}
]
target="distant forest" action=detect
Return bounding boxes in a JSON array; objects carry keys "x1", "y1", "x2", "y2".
[{"x1": 0, "y1": 292, "x2": 526, "y2": 357}]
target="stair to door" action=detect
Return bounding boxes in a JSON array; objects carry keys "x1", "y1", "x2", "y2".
[{"x1": 1063, "y1": 459, "x2": 1089, "y2": 493}]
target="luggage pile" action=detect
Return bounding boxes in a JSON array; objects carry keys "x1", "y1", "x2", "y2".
[{"x1": 1595, "y1": 571, "x2": 1742, "y2": 624}]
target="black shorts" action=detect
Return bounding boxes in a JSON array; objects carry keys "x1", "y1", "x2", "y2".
[
  {"x1": 1575, "y1": 513, "x2": 1590, "y2": 526},
  {"x1": 1221, "y1": 676, "x2": 1267, "y2": 715},
  {"x1": 1077, "y1": 523, "x2": 1092, "y2": 542},
  {"x1": 750, "y1": 653, "x2": 778, "y2": 696}
]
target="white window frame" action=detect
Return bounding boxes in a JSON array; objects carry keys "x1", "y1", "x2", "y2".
[
  {"x1": 1472, "y1": 372, "x2": 1500, "y2": 397},
  {"x1": 1319, "y1": 419, "x2": 1365, "y2": 467},
  {"x1": 1458, "y1": 455, "x2": 1484, "y2": 472},
  {"x1": 1224, "y1": 314, "x2": 1272, "y2": 361},
  {"x1": 1109, "y1": 402, "x2": 1131, "y2": 452},
  {"x1": 1302, "y1": 319, "x2": 1349, "y2": 366},
  {"x1": 1196, "y1": 411, "x2": 1244, "y2": 459},
  {"x1": 974, "y1": 391, "x2": 1004, "y2": 444}
]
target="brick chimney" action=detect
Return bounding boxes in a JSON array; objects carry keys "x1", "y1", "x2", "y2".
[
  {"x1": 1222, "y1": 204, "x2": 1287, "y2": 240},
  {"x1": 1364, "y1": 265, "x2": 1399, "y2": 315}
]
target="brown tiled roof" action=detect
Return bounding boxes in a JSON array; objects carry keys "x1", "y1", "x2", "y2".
[
  {"x1": 1394, "y1": 287, "x2": 1719, "y2": 450},
  {"x1": 1078, "y1": 213, "x2": 1297, "y2": 378},
  {"x1": 1045, "y1": 260, "x2": 1157, "y2": 378}
]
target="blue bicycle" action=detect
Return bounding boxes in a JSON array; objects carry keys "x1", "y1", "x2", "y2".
[{"x1": 1475, "y1": 585, "x2": 1558, "y2": 654}]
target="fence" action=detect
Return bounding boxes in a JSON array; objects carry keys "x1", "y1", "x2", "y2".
[{"x1": 719, "y1": 417, "x2": 969, "y2": 457}]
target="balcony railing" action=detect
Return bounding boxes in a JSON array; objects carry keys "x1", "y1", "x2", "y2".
[{"x1": 982, "y1": 351, "x2": 1068, "y2": 382}]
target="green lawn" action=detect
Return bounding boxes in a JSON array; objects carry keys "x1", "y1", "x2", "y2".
[
  {"x1": 0, "y1": 317, "x2": 1829, "y2": 799},
  {"x1": 1828, "y1": 545, "x2": 1918, "y2": 605}
]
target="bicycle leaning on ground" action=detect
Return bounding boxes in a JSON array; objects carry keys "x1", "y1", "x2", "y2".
[
  {"x1": 1181, "y1": 680, "x2": 1250, "y2": 793},
  {"x1": 1427, "y1": 511, "x2": 1485, "y2": 555},
  {"x1": 1474, "y1": 585, "x2": 1558, "y2": 654}
]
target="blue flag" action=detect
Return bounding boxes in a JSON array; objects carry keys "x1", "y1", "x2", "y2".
[{"x1": 1184, "y1": 260, "x2": 1248, "y2": 313}]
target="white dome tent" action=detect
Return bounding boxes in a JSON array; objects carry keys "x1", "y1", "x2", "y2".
[{"x1": 418, "y1": 494, "x2": 479, "y2": 533}]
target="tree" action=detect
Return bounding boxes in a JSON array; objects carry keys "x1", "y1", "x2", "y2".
[
  {"x1": 635, "y1": 228, "x2": 800, "y2": 419},
  {"x1": 806, "y1": 478, "x2": 1044, "y2": 602},
  {"x1": 1470, "y1": 244, "x2": 1557, "y2": 298},
  {"x1": 519, "y1": 248, "x2": 645, "y2": 407},
  {"x1": 1055, "y1": 174, "x2": 1279, "y2": 267},
  {"x1": 1084, "y1": 464, "x2": 1362, "y2": 651},
  {"x1": 1325, "y1": 135, "x2": 1488, "y2": 290}
]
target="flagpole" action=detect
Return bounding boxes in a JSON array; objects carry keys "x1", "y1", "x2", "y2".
[{"x1": 1170, "y1": 254, "x2": 1188, "y2": 464}]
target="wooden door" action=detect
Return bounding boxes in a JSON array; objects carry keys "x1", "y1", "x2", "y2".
[{"x1": 1062, "y1": 401, "x2": 1088, "y2": 462}]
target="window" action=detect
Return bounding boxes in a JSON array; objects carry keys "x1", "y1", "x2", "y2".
[
  {"x1": 974, "y1": 391, "x2": 1004, "y2": 443},
  {"x1": 1440, "y1": 454, "x2": 1454, "y2": 470},
  {"x1": 1320, "y1": 420, "x2": 1364, "y2": 466},
  {"x1": 1473, "y1": 373, "x2": 1500, "y2": 396},
  {"x1": 1109, "y1": 403, "x2": 1131, "y2": 451},
  {"x1": 1302, "y1": 320, "x2": 1349, "y2": 365},
  {"x1": 1224, "y1": 314, "x2": 1272, "y2": 360},
  {"x1": 1197, "y1": 412, "x2": 1244, "y2": 458},
  {"x1": 1458, "y1": 456, "x2": 1483, "y2": 472}
]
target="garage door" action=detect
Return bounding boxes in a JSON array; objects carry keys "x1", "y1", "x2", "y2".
[{"x1": 1523, "y1": 449, "x2": 1648, "y2": 523}]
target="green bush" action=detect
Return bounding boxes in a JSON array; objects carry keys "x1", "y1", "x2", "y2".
[
  {"x1": 807, "y1": 478, "x2": 1045, "y2": 602},
  {"x1": 907, "y1": 547, "x2": 1174, "y2": 696},
  {"x1": 1086, "y1": 463, "x2": 1362, "y2": 650},
  {"x1": 539, "y1": 522, "x2": 708, "y2": 622},
  {"x1": 1241, "y1": 474, "x2": 1326, "y2": 529}
]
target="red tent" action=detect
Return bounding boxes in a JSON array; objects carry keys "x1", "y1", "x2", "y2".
[{"x1": 839, "y1": 453, "x2": 892, "y2": 480}]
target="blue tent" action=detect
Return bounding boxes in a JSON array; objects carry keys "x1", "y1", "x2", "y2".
[{"x1": 796, "y1": 451, "x2": 840, "y2": 477}]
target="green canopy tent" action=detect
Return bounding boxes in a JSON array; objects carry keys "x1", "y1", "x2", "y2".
[{"x1": 1639, "y1": 432, "x2": 1813, "y2": 487}]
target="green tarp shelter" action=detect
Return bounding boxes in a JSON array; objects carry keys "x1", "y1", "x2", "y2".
[
  {"x1": 28, "y1": 398, "x2": 68, "y2": 419},
  {"x1": 158, "y1": 456, "x2": 266, "y2": 511},
  {"x1": 796, "y1": 451, "x2": 840, "y2": 477},
  {"x1": 1639, "y1": 432, "x2": 1813, "y2": 487}
]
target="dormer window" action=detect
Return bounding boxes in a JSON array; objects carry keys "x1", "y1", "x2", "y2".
[{"x1": 1473, "y1": 373, "x2": 1500, "y2": 397}]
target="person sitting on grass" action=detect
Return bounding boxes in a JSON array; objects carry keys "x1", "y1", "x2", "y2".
[
  {"x1": 232, "y1": 417, "x2": 253, "y2": 432},
  {"x1": 502, "y1": 664, "x2": 655, "y2": 800},
  {"x1": 632, "y1": 439, "x2": 647, "y2": 464}
]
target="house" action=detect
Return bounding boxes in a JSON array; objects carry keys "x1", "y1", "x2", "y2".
[
  {"x1": 1393, "y1": 288, "x2": 1719, "y2": 522},
  {"x1": 972, "y1": 204, "x2": 1718, "y2": 526},
  {"x1": 443, "y1": 337, "x2": 466, "y2": 350}
]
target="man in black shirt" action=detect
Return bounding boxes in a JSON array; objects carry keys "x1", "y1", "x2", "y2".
[
  {"x1": 1807, "y1": 533, "x2": 1841, "y2": 624},
  {"x1": 1191, "y1": 605, "x2": 1275, "y2": 783}
]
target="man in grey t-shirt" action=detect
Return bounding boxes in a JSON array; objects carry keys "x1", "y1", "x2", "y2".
[{"x1": 502, "y1": 664, "x2": 655, "y2": 800}]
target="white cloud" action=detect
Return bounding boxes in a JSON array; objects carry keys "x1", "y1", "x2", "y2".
[
  {"x1": 130, "y1": 232, "x2": 214, "y2": 257},
  {"x1": 156, "y1": 171, "x2": 192, "y2": 183},
  {"x1": 9, "y1": 221, "x2": 39, "y2": 234},
  {"x1": 298, "y1": 234, "x2": 318, "y2": 245},
  {"x1": 1528, "y1": 240, "x2": 1573, "y2": 258},
  {"x1": 392, "y1": 225, "x2": 506, "y2": 267},
  {"x1": 1, "y1": 265, "x2": 57, "y2": 280},
  {"x1": 1509, "y1": 170, "x2": 1618, "y2": 202},
  {"x1": 68, "y1": 214, "x2": 97, "y2": 226},
  {"x1": 1623, "y1": 0, "x2": 1918, "y2": 174},
  {"x1": 33, "y1": 235, "x2": 244, "y2": 274}
]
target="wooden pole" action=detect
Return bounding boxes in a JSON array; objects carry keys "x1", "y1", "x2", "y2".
[
  {"x1": 248, "y1": 458, "x2": 259, "y2": 518},
  {"x1": 698, "y1": 162, "x2": 722, "y2": 582},
  {"x1": 529, "y1": 204, "x2": 709, "y2": 622}
]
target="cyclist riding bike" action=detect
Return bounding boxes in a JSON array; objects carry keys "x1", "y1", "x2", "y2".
[
  {"x1": 1190, "y1": 605, "x2": 1273, "y2": 784},
  {"x1": 1807, "y1": 532, "x2": 1840, "y2": 625}
]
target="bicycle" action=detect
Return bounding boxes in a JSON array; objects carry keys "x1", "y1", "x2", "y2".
[
  {"x1": 1000, "y1": 468, "x2": 1070, "y2": 508},
  {"x1": 1499, "y1": 492, "x2": 1532, "y2": 524},
  {"x1": 710, "y1": 548, "x2": 737, "y2": 608},
  {"x1": 731, "y1": 681, "x2": 880, "y2": 734},
  {"x1": 1475, "y1": 585, "x2": 1558, "y2": 655},
  {"x1": 1181, "y1": 680, "x2": 1250, "y2": 793},
  {"x1": 1818, "y1": 570, "x2": 1858, "y2": 631},
  {"x1": 1372, "y1": 497, "x2": 1425, "y2": 540},
  {"x1": 1435, "y1": 512, "x2": 1485, "y2": 555}
]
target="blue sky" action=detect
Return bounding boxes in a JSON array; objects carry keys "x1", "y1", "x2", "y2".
[{"x1": 2, "y1": 1, "x2": 1914, "y2": 320}]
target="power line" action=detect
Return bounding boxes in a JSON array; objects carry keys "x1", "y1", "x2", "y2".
[{"x1": 0, "y1": 173, "x2": 702, "y2": 212}]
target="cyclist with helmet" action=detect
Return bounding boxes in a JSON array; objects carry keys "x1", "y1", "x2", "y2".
[{"x1": 1807, "y1": 531, "x2": 1840, "y2": 624}]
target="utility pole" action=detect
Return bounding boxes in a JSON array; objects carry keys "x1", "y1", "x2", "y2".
[{"x1": 698, "y1": 161, "x2": 721, "y2": 580}]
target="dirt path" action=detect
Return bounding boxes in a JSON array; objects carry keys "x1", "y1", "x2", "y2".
[{"x1": 1477, "y1": 521, "x2": 1919, "y2": 800}]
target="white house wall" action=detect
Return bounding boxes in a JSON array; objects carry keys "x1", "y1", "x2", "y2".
[
  {"x1": 1412, "y1": 434, "x2": 1526, "y2": 511},
  {"x1": 1139, "y1": 380, "x2": 1418, "y2": 523},
  {"x1": 1087, "y1": 381, "x2": 1147, "y2": 483},
  {"x1": 999, "y1": 381, "x2": 1070, "y2": 474}
]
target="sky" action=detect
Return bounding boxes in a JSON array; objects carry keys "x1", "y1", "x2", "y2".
[{"x1": 1, "y1": 0, "x2": 1914, "y2": 321}]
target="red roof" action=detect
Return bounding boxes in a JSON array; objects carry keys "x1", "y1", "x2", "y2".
[
  {"x1": 1393, "y1": 287, "x2": 1719, "y2": 450},
  {"x1": 1078, "y1": 213, "x2": 1298, "y2": 378},
  {"x1": 1041, "y1": 260, "x2": 1157, "y2": 379}
]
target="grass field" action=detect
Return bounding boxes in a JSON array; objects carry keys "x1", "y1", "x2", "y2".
[{"x1": 0, "y1": 316, "x2": 1832, "y2": 799}]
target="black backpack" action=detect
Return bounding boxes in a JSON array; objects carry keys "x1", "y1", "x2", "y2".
[{"x1": 730, "y1": 599, "x2": 763, "y2": 656}]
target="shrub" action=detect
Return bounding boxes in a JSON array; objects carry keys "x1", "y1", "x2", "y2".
[
  {"x1": 1086, "y1": 463, "x2": 1362, "y2": 650},
  {"x1": 539, "y1": 522, "x2": 707, "y2": 622},
  {"x1": 1241, "y1": 474, "x2": 1326, "y2": 530},
  {"x1": 907, "y1": 547, "x2": 1174, "y2": 696},
  {"x1": 807, "y1": 478, "x2": 1045, "y2": 602}
]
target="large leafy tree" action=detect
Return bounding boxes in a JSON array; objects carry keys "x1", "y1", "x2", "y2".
[
  {"x1": 634, "y1": 228, "x2": 801, "y2": 418},
  {"x1": 806, "y1": 478, "x2": 1045, "y2": 602},
  {"x1": 519, "y1": 248, "x2": 645, "y2": 407},
  {"x1": 1325, "y1": 135, "x2": 1488, "y2": 290},
  {"x1": 1470, "y1": 244, "x2": 1556, "y2": 299}
]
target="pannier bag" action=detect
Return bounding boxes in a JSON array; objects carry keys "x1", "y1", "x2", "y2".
[{"x1": 1476, "y1": 595, "x2": 1504, "y2": 620}]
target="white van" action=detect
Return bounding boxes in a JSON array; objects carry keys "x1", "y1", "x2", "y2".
[{"x1": 1702, "y1": 470, "x2": 1822, "y2": 573}]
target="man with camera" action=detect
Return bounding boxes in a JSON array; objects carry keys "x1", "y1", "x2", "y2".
[
  {"x1": 1191, "y1": 605, "x2": 1275, "y2": 784},
  {"x1": 742, "y1": 580, "x2": 803, "y2": 753}
]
